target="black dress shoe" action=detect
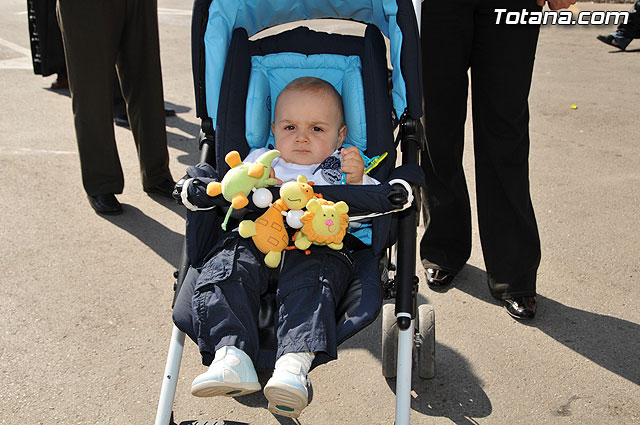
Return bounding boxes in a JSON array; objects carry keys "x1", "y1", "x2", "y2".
[
  {"x1": 504, "y1": 296, "x2": 537, "y2": 320},
  {"x1": 425, "y1": 267, "x2": 456, "y2": 291},
  {"x1": 143, "y1": 179, "x2": 177, "y2": 199},
  {"x1": 596, "y1": 34, "x2": 629, "y2": 51},
  {"x1": 88, "y1": 193, "x2": 122, "y2": 215}
]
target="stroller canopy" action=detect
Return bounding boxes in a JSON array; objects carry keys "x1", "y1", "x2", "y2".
[{"x1": 202, "y1": 0, "x2": 422, "y2": 127}]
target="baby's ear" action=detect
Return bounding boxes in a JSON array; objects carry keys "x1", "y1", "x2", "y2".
[
  {"x1": 337, "y1": 125, "x2": 347, "y2": 146},
  {"x1": 271, "y1": 122, "x2": 276, "y2": 133}
]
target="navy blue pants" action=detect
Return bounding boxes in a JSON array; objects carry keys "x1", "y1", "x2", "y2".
[{"x1": 173, "y1": 231, "x2": 354, "y2": 366}]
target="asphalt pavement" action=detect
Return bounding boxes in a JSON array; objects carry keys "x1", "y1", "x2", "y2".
[{"x1": 1, "y1": 1, "x2": 638, "y2": 424}]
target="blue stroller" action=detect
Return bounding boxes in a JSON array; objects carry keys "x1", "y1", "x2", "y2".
[{"x1": 155, "y1": 1, "x2": 433, "y2": 424}]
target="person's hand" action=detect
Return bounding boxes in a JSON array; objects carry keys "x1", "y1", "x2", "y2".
[
  {"x1": 536, "y1": 0, "x2": 576, "y2": 10},
  {"x1": 341, "y1": 147, "x2": 365, "y2": 185},
  {"x1": 269, "y1": 168, "x2": 283, "y2": 185}
]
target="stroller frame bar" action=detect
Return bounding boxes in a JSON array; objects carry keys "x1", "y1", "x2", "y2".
[{"x1": 154, "y1": 325, "x2": 185, "y2": 425}]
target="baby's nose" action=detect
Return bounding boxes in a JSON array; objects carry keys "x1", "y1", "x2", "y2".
[{"x1": 295, "y1": 130, "x2": 309, "y2": 143}]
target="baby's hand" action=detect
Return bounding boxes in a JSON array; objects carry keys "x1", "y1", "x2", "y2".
[
  {"x1": 341, "y1": 147, "x2": 364, "y2": 185},
  {"x1": 269, "y1": 168, "x2": 283, "y2": 186}
]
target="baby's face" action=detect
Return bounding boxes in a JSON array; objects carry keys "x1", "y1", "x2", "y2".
[{"x1": 272, "y1": 89, "x2": 346, "y2": 165}]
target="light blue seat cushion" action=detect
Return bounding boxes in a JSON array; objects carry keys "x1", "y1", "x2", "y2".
[
  {"x1": 245, "y1": 53, "x2": 367, "y2": 152},
  {"x1": 204, "y1": 0, "x2": 406, "y2": 126}
]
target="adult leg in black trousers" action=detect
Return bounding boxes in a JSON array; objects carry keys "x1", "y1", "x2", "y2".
[
  {"x1": 420, "y1": 0, "x2": 541, "y2": 319},
  {"x1": 116, "y1": 0, "x2": 173, "y2": 193},
  {"x1": 57, "y1": 0, "x2": 173, "y2": 215},
  {"x1": 112, "y1": 69, "x2": 176, "y2": 129}
]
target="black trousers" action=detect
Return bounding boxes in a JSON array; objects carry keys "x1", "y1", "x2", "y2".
[
  {"x1": 57, "y1": 0, "x2": 171, "y2": 196},
  {"x1": 420, "y1": 0, "x2": 541, "y2": 299}
]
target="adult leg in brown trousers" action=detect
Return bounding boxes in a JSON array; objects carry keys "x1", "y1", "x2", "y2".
[{"x1": 57, "y1": 0, "x2": 174, "y2": 214}]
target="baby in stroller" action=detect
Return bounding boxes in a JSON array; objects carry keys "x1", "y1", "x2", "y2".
[
  {"x1": 159, "y1": 3, "x2": 429, "y2": 424},
  {"x1": 181, "y1": 76, "x2": 378, "y2": 418}
]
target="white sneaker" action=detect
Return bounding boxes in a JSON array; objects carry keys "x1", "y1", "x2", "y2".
[
  {"x1": 191, "y1": 346, "x2": 261, "y2": 397},
  {"x1": 264, "y1": 354, "x2": 313, "y2": 418}
]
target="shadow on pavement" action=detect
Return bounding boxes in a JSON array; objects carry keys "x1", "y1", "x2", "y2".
[
  {"x1": 405, "y1": 343, "x2": 492, "y2": 425},
  {"x1": 609, "y1": 47, "x2": 640, "y2": 53},
  {"x1": 455, "y1": 265, "x2": 640, "y2": 386},
  {"x1": 147, "y1": 193, "x2": 187, "y2": 220},
  {"x1": 164, "y1": 102, "x2": 202, "y2": 166},
  {"x1": 44, "y1": 86, "x2": 71, "y2": 97},
  {"x1": 103, "y1": 203, "x2": 184, "y2": 268},
  {"x1": 338, "y1": 291, "x2": 492, "y2": 424}
]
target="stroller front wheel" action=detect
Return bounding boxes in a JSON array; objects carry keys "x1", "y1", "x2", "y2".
[
  {"x1": 416, "y1": 304, "x2": 435, "y2": 379},
  {"x1": 381, "y1": 303, "x2": 398, "y2": 378}
]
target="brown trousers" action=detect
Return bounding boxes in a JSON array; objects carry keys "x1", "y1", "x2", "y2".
[{"x1": 57, "y1": 0, "x2": 171, "y2": 196}]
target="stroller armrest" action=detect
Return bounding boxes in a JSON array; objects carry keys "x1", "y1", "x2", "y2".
[
  {"x1": 388, "y1": 183, "x2": 409, "y2": 206},
  {"x1": 179, "y1": 163, "x2": 424, "y2": 214}
]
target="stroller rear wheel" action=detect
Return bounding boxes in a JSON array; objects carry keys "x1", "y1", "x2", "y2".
[
  {"x1": 381, "y1": 303, "x2": 398, "y2": 378},
  {"x1": 416, "y1": 304, "x2": 435, "y2": 379}
]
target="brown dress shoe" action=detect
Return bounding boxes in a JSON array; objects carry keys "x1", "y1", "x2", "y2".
[{"x1": 50, "y1": 75, "x2": 68, "y2": 90}]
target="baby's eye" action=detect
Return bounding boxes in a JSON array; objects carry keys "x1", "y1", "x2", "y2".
[
  {"x1": 312, "y1": 126, "x2": 323, "y2": 132},
  {"x1": 284, "y1": 125, "x2": 295, "y2": 131}
]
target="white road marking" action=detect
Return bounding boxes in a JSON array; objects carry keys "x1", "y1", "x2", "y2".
[
  {"x1": 0, "y1": 36, "x2": 31, "y2": 57},
  {"x1": 157, "y1": 8, "x2": 191, "y2": 16},
  {"x1": 0, "y1": 36, "x2": 32, "y2": 69},
  {"x1": 0, "y1": 56, "x2": 32, "y2": 69}
]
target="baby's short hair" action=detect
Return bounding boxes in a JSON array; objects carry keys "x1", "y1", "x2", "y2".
[{"x1": 276, "y1": 77, "x2": 345, "y2": 125}]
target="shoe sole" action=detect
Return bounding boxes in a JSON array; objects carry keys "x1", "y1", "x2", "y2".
[
  {"x1": 191, "y1": 381, "x2": 261, "y2": 398},
  {"x1": 264, "y1": 382, "x2": 308, "y2": 418},
  {"x1": 91, "y1": 208, "x2": 123, "y2": 215}
]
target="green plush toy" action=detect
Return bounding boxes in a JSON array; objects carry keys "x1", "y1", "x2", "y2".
[{"x1": 206, "y1": 150, "x2": 280, "y2": 230}]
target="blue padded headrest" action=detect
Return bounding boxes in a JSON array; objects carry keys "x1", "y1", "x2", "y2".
[{"x1": 246, "y1": 53, "x2": 367, "y2": 152}]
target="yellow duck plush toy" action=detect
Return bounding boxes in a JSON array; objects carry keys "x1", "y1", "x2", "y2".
[
  {"x1": 239, "y1": 176, "x2": 316, "y2": 268},
  {"x1": 295, "y1": 198, "x2": 349, "y2": 251}
]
